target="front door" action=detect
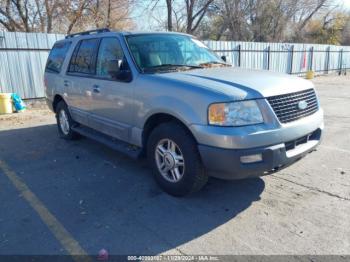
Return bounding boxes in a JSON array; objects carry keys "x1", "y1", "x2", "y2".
[{"x1": 88, "y1": 37, "x2": 134, "y2": 142}]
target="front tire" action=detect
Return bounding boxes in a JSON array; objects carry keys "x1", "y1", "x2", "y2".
[
  {"x1": 55, "y1": 101, "x2": 80, "y2": 140},
  {"x1": 147, "y1": 122, "x2": 208, "y2": 196}
]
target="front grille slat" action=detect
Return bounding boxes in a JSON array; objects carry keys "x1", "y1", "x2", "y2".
[
  {"x1": 272, "y1": 100, "x2": 318, "y2": 113},
  {"x1": 282, "y1": 108, "x2": 318, "y2": 122},
  {"x1": 267, "y1": 89, "x2": 319, "y2": 124},
  {"x1": 269, "y1": 95, "x2": 316, "y2": 106},
  {"x1": 270, "y1": 93, "x2": 315, "y2": 104},
  {"x1": 273, "y1": 101, "x2": 318, "y2": 115},
  {"x1": 268, "y1": 93, "x2": 316, "y2": 105}
]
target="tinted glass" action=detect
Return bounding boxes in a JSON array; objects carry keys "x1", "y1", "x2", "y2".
[
  {"x1": 96, "y1": 38, "x2": 125, "y2": 79},
  {"x1": 68, "y1": 38, "x2": 99, "y2": 74},
  {"x1": 45, "y1": 42, "x2": 71, "y2": 73}
]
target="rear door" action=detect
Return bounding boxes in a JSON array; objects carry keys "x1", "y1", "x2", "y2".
[
  {"x1": 64, "y1": 38, "x2": 100, "y2": 126},
  {"x1": 87, "y1": 37, "x2": 134, "y2": 141}
]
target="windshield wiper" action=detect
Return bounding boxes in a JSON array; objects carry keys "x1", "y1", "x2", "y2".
[
  {"x1": 143, "y1": 64, "x2": 203, "y2": 73},
  {"x1": 199, "y1": 61, "x2": 229, "y2": 66}
]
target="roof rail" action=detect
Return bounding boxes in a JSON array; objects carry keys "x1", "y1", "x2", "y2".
[{"x1": 65, "y1": 28, "x2": 110, "y2": 39}]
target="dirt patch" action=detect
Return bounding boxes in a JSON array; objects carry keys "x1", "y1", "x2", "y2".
[{"x1": 0, "y1": 109, "x2": 54, "y2": 130}]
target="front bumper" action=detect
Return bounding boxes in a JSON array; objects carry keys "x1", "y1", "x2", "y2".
[
  {"x1": 190, "y1": 107, "x2": 324, "y2": 149},
  {"x1": 198, "y1": 128, "x2": 322, "y2": 180}
]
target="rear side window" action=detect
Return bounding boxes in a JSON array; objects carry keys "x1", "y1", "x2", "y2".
[
  {"x1": 45, "y1": 42, "x2": 71, "y2": 73},
  {"x1": 68, "y1": 38, "x2": 99, "y2": 74}
]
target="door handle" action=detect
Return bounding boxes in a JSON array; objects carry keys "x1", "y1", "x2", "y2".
[
  {"x1": 64, "y1": 80, "x2": 69, "y2": 87},
  {"x1": 93, "y1": 85, "x2": 100, "y2": 93}
]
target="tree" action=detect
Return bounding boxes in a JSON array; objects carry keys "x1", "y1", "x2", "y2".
[
  {"x1": 162, "y1": 0, "x2": 214, "y2": 33},
  {"x1": 212, "y1": 0, "x2": 252, "y2": 41},
  {"x1": 290, "y1": 0, "x2": 330, "y2": 41},
  {"x1": 342, "y1": 16, "x2": 350, "y2": 45},
  {"x1": 33, "y1": 0, "x2": 61, "y2": 33},
  {"x1": 64, "y1": 0, "x2": 92, "y2": 34},
  {"x1": 0, "y1": 0, "x2": 41, "y2": 32},
  {"x1": 304, "y1": 12, "x2": 350, "y2": 45},
  {"x1": 90, "y1": 0, "x2": 135, "y2": 30},
  {"x1": 0, "y1": 0, "x2": 135, "y2": 33},
  {"x1": 201, "y1": 0, "x2": 337, "y2": 42},
  {"x1": 184, "y1": 0, "x2": 214, "y2": 34},
  {"x1": 166, "y1": 0, "x2": 172, "y2": 31}
]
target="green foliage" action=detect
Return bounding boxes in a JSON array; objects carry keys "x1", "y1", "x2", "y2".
[{"x1": 305, "y1": 13, "x2": 350, "y2": 45}]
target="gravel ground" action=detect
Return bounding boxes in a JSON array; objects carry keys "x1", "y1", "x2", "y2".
[{"x1": 0, "y1": 74, "x2": 349, "y2": 257}]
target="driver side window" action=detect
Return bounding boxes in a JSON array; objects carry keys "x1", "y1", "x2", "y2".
[{"x1": 96, "y1": 38, "x2": 127, "y2": 80}]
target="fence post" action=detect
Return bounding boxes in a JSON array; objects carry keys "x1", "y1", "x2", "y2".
[
  {"x1": 339, "y1": 49, "x2": 343, "y2": 75},
  {"x1": 326, "y1": 46, "x2": 330, "y2": 74},
  {"x1": 267, "y1": 46, "x2": 271, "y2": 70},
  {"x1": 309, "y1": 46, "x2": 314, "y2": 71},
  {"x1": 238, "y1": 44, "x2": 241, "y2": 67},
  {"x1": 290, "y1": 45, "x2": 294, "y2": 74}
]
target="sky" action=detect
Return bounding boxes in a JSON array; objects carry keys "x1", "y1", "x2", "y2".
[
  {"x1": 131, "y1": 1, "x2": 167, "y2": 31},
  {"x1": 338, "y1": 0, "x2": 350, "y2": 9}
]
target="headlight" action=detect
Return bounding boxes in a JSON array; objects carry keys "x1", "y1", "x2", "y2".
[{"x1": 208, "y1": 100, "x2": 264, "y2": 126}]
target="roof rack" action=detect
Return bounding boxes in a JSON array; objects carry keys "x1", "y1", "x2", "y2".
[{"x1": 65, "y1": 28, "x2": 110, "y2": 39}]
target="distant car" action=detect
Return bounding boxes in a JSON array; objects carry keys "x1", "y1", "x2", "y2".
[{"x1": 45, "y1": 29, "x2": 324, "y2": 196}]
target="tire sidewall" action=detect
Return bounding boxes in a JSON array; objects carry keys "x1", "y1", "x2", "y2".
[
  {"x1": 147, "y1": 122, "x2": 206, "y2": 196},
  {"x1": 56, "y1": 101, "x2": 76, "y2": 139}
]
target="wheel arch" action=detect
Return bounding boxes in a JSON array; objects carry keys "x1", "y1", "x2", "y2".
[
  {"x1": 142, "y1": 113, "x2": 197, "y2": 154},
  {"x1": 52, "y1": 94, "x2": 65, "y2": 113}
]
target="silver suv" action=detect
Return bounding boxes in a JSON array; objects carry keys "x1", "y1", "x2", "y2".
[{"x1": 45, "y1": 29, "x2": 324, "y2": 196}]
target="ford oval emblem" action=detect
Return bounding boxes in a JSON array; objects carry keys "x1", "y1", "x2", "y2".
[{"x1": 298, "y1": 100, "x2": 308, "y2": 110}]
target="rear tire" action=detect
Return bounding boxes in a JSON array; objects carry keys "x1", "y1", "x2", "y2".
[
  {"x1": 147, "y1": 122, "x2": 208, "y2": 196},
  {"x1": 55, "y1": 101, "x2": 80, "y2": 140}
]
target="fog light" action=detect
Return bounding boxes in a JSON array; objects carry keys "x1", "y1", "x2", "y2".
[{"x1": 240, "y1": 154, "x2": 263, "y2": 164}]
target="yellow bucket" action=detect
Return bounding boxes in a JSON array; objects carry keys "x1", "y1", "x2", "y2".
[
  {"x1": 306, "y1": 70, "x2": 314, "y2": 80},
  {"x1": 0, "y1": 93, "x2": 13, "y2": 114}
]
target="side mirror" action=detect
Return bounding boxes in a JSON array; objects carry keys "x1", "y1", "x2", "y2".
[
  {"x1": 116, "y1": 70, "x2": 132, "y2": 82},
  {"x1": 221, "y1": 55, "x2": 227, "y2": 62},
  {"x1": 107, "y1": 59, "x2": 132, "y2": 82}
]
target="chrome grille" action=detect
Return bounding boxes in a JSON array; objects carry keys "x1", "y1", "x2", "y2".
[{"x1": 267, "y1": 89, "x2": 319, "y2": 124}]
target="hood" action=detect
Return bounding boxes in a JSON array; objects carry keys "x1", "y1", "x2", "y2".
[{"x1": 158, "y1": 67, "x2": 314, "y2": 100}]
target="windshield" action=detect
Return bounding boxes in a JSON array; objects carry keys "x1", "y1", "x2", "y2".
[{"x1": 125, "y1": 34, "x2": 227, "y2": 73}]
